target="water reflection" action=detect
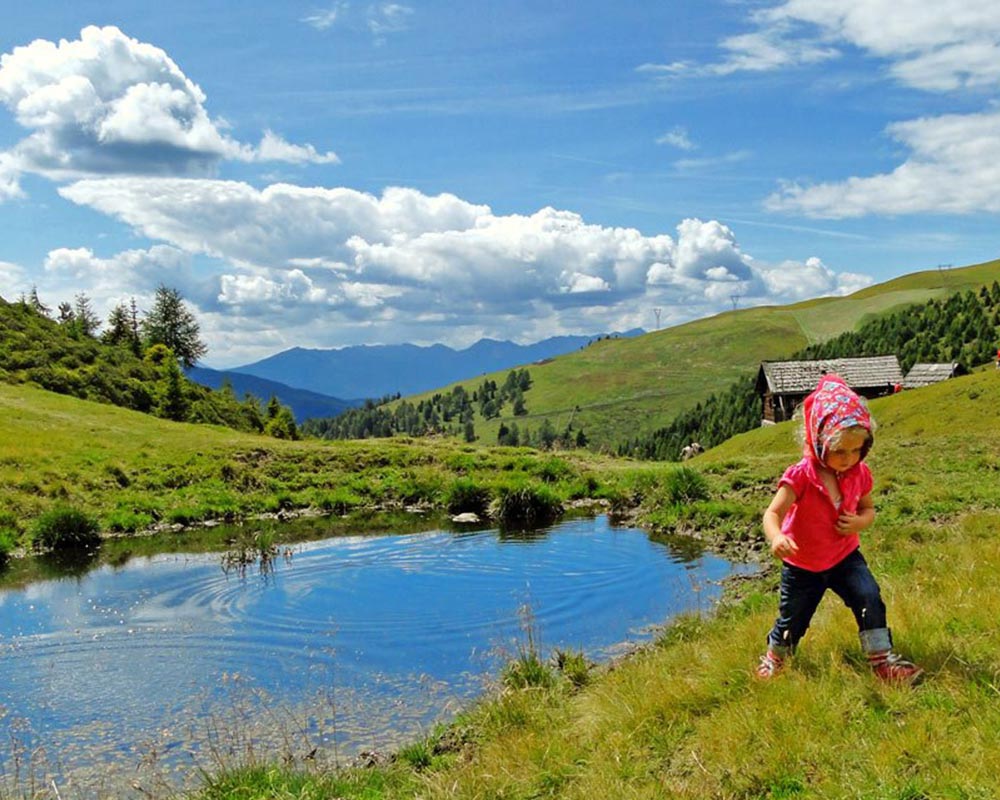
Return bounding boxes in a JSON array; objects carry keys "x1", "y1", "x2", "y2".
[{"x1": 0, "y1": 515, "x2": 752, "y2": 795}]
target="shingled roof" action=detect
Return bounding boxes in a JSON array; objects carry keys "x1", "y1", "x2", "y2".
[
  {"x1": 756, "y1": 356, "x2": 903, "y2": 395},
  {"x1": 902, "y1": 362, "x2": 962, "y2": 389}
]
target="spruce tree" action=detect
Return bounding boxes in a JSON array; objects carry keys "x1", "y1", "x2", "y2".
[{"x1": 141, "y1": 285, "x2": 208, "y2": 368}]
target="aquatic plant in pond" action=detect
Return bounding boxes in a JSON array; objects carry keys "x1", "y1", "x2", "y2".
[
  {"x1": 501, "y1": 603, "x2": 556, "y2": 690},
  {"x1": 554, "y1": 648, "x2": 591, "y2": 689},
  {"x1": 221, "y1": 529, "x2": 282, "y2": 577}
]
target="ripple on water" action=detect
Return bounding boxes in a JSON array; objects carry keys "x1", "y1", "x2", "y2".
[{"x1": 0, "y1": 515, "x2": 747, "y2": 795}]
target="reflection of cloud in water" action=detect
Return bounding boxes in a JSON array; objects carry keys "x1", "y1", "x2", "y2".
[{"x1": 1, "y1": 516, "x2": 749, "y2": 793}]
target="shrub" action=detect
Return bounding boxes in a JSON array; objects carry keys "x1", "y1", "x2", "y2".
[
  {"x1": 567, "y1": 473, "x2": 600, "y2": 499},
  {"x1": 104, "y1": 464, "x2": 131, "y2": 487},
  {"x1": 444, "y1": 478, "x2": 492, "y2": 515},
  {"x1": 0, "y1": 527, "x2": 16, "y2": 561},
  {"x1": 315, "y1": 488, "x2": 364, "y2": 514},
  {"x1": 396, "y1": 740, "x2": 434, "y2": 770},
  {"x1": 31, "y1": 506, "x2": 101, "y2": 551},
  {"x1": 490, "y1": 483, "x2": 562, "y2": 529},
  {"x1": 663, "y1": 466, "x2": 710, "y2": 505}
]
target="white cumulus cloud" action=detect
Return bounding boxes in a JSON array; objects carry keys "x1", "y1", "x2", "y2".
[
  {"x1": 52, "y1": 176, "x2": 871, "y2": 358},
  {"x1": 0, "y1": 26, "x2": 339, "y2": 198},
  {"x1": 767, "y1": 107, "x2": 1000, "y2": 217}
]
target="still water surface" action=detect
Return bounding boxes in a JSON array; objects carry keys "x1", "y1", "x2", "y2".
[{"x1": 0, "y1": 515, "x2": 750, "y2": 793}]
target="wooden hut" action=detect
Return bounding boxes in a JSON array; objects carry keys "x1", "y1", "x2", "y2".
[
  {"x1": 756, "y1": 356, "x2": 903, "y2": 424},
  {"x1": 902, "y1": 362, "x2": 964, "y2": 390}
]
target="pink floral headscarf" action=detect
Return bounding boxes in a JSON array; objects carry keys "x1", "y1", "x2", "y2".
[{"x1": 802, "y1": 373, "x2": 872, "y2": 463}]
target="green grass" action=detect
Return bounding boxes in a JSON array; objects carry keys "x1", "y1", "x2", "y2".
[
  {"x1": 0, "y1": 382, "x2": 655, "y2": 556},
  {"x1": 186, "y1": 368, "x2": 1000, "y2": 799}
]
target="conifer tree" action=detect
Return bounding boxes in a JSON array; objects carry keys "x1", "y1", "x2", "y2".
[{"x1": 141, "y1": 285, "x2": 207, "y2": 368}]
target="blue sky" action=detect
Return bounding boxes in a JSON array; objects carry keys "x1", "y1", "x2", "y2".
[{"x1": 2, "y1": 1, "x2": 999, "y2": 367}]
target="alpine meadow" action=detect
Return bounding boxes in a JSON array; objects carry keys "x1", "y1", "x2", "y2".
[
  {"x1": 2, "y1": 255, "x2": 1000, "y2": 798},
  {"x1": 7, "y1": 5, "x2": 1000, "y2": 795}
]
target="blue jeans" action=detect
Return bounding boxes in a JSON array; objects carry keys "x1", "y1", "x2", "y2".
[{"x1": 766, "y1": 548, "x2": 890, "y2": 654}]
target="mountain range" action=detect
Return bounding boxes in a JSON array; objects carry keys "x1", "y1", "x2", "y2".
[
  {"x1": 184, "y1": 366, "x2": 357, "y2": 423},
  {"x1": 224, "y1": 331, "x2": 643, "y2": 402}
]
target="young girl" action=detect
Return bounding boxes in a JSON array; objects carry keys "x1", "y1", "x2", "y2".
[{"x1": 756, "y1": 373, "x2": 922, "y2": 683}]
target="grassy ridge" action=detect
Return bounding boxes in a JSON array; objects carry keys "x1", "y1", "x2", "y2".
[
  {"x1": 197, "y1": 368, "x2": 1000, "y2": 799},
  {"x1": 401, "y1": 258, "x2": 1000, "y2": 449}
]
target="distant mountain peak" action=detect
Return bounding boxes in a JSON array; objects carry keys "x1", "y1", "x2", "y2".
[{"x1": 230, "y1": 331, "x2": 644, "y2": 400}]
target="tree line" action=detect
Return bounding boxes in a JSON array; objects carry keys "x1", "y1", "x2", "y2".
[
  {"x1": 3, "y1": 285, "x2": 298, "y2": 439},
  {"x1": 302, "y1": 369, "x2": 535, "y2": 443},
  {"x1": 619, "y1": 282, "x2": 1000, "y2": 461}
]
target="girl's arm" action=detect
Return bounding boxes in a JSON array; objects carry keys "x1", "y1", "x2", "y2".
[
  {"x1": 836, "y1": 491, "x2": 875, "y2": 535},
  {"x1": 763, "y1": 484, "x2": 799, "y2": 559}
]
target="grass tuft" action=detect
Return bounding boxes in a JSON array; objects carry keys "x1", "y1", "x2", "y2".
[{"x1": 30, "y1": 505, "x2": 101, "y2": 551}]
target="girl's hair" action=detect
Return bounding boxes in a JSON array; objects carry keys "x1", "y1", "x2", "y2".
[{"x1": 823, "y1": 424, "x2": 874, "y2": 461}]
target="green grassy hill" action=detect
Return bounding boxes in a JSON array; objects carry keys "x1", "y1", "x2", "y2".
[
  {"x1": 400, "y1": 258, "x2": 1000, "y2": 449},
  {"x1": 196, "y1": 367, "x2": 1000, "y2": 799}
]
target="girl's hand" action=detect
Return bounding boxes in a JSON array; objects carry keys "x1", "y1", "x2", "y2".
[
  {"x1": 769, "y1": 533, "x2": 799, "y2": 559},
  {"x1": 835, "y1": 511, "x2": 863, "y2": 534}
]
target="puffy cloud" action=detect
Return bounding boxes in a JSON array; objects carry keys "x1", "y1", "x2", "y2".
[
  {"x1": 53, "y1": 176, "x2": 869, "y2": 359},
  {"x1": 755, "y1": 256, "x2": 872, "y2": 300},
  {"x1": 0, "y1": 26, "x2": 338, "y2": 198},
  {"x1": 760, "y1": 0, "x2": 1000, "y2": 92},
  {"x1": 253, "y1": 131, "x2": 340, "y2": 165},
  {"x1": 218, "y1": 270, "x2": 331, "y2": 308},
  {"x1": 59, "y1": 180, "x2": 489, "y2": 267},
  {"x1": 38, "y1": 243, "x2": 207, "y2": 317},
  {"x1": 0, "y1": 152, "x2": 24, "y2": 200},
  {"x1": 0, "y1": 259, "x2": 26, "y2": 287},
  {"x1": 767, "y1": 108, "x2": 1000, "y2": 216},
  {"x1": 673, "y1": 219, "x2": 752, "y2": 281}
]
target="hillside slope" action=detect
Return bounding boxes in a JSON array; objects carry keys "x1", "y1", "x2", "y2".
[{"x1": 399, "y1": 257, "x2": 1000, "y2": 449}]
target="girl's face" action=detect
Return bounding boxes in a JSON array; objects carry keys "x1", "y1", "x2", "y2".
[{"x1": 823, "y1": 428, "x2": 869, "y2": 474}]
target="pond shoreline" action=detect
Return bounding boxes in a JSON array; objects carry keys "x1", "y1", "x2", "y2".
[{"x1": 1, "y1": 510, "x2": 756, "y2": 797}]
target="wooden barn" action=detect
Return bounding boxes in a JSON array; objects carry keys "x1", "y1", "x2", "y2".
[
  {"x1": 902, "y1": 362, "x2": 964, "y2": 390},
  {"x1": 756, "y1": 356, "x2": 903, "y2": 424}
]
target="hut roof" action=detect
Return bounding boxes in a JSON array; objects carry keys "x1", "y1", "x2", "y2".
[
  {"x1": 756, "y1": 356, "x2": 903, "y2": 395},
  {"x1": 902, "y1": 362, "x2": 961, "y2": 389}
]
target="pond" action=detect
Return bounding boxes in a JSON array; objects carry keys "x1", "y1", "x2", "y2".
[{"x1": 0, "y1": 515, "x2": 753, "y2": 796}]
